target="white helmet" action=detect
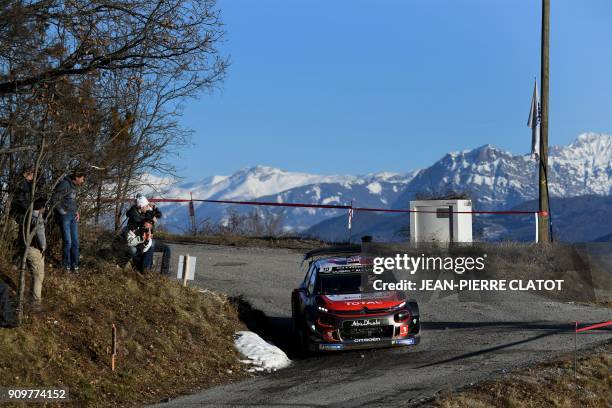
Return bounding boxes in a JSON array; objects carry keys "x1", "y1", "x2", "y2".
[{"x1": 136, "y1": 195, "x2": 149, "y2": 208}]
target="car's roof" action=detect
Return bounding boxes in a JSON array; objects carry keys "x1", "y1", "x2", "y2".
[{"x1": 314, "y1": 255, "x2": 372, "y2": 272}]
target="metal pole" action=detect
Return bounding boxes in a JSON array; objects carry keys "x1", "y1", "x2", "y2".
[
  {"x1": 347, "y1": 200, "x2": 354, "y2": 243},
  {"x1": 189, "y1": 192, "x2": 197, "y2": 235},
  {"x1": 574, "y1": 321, "x2": 578, "y2": 384},
  {"x1": 534, "y1": 212, "x2": 539, "y2": 243},
  {"x1": 538, "y1": 0, "x2": 551, "y2": 242}
]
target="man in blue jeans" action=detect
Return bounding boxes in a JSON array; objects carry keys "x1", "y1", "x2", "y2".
[{"x1": 52, "y1": 170, "x2": 85, "y2": 272}]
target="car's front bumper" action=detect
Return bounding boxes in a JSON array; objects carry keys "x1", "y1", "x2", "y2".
[{"x1": 317, "y1": 334, "x2": 420, "y2": 351}]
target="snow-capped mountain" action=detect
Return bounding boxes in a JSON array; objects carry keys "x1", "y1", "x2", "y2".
[
  {"x1": 247, "y1": 171, "x2": 419, "y2": 231},
  {"x1": 148, "y1": 133, "x2": 610, "y2": 233},
  {"x1": 548, "y1": 133, "x2": 611, "y2": 197},
  {"x1": 148, "y1": 166, "x2": 418, "y2": 232},
  {"x1": 392, "y1": 132, "x2": 611, "y2": 210}
]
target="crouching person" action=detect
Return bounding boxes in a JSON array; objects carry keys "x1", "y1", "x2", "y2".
[
  {"x1": 143, "y1": 236, "x2": 172, "y2": 276},
  {"x1": 125, "y1": 195, "x2": 171, "y2": 275},
  {"x1": 24, "y1": 199, "x2": 47, "y2": 311},
  {"x1": 126, "y1": 219, "x2": 154, "y2": 273}
]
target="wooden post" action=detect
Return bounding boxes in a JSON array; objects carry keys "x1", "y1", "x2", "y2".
[
  {"x1": 182, "y1": 254, "x2": 190, "y2": 287},
  {"x1": 111, "y1": 324, "x2": 117, "y2": 371},
  {"x1": 538, "y1": 0, "x2": 551, "y2": 243}
]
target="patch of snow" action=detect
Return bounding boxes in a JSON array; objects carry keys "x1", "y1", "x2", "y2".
[
  {"x1": 234, "y1": 331, "x2": 291, "y2": 372},
  {"x1": 310, "y1": 185, "x2": 322, "y2": 201},
  {"x1": 366, "y1": 182, "x2": 382, "y2": 194},
  {"x1": 322, "y1": 196, "x2": 340, "y2": 204}
]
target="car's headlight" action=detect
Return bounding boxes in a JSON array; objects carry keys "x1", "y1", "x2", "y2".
[{"x1": 394, "y1": 311, "x2": 411, "y2": 323}]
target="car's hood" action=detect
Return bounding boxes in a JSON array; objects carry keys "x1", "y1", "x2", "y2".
[{"x1": 321, "y1": 291, "x2": 405, "y2": 312}]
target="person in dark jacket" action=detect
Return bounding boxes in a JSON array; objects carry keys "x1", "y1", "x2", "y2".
[
  {"x1": 51, "y1": 170, "x2": 85, "y2": 272},
  {"x1": 125, "y1": 194, "x2": 162, "y2": 232},
  {"x1": 11, "y1": 165, "x2": 35, "y2": 222},
  {"x1": 125, "y1": 194, "x2": 171, "y2": 275},
  {"x1": 11, "y1": 165, "x2": 35, "y2": 251},
  {"x1": 0, "y1": 280, "x2": 14, "y2": 327}
]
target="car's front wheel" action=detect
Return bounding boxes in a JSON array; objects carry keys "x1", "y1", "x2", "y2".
[
  {"x1": 293, "y1": 318, "x2": 314, "y2": 357},
  {"x1": 300, "y1": 324, "x2": 316, "y2": 356}
]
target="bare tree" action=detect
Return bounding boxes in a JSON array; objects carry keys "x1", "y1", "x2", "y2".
[
  {"x1": 0, "y1": 0, "x2": 227, "y2": 236},
  {"x1": 0, "y1": 0, "x2": 228, "y2": 325},
  {"x1": 0, "y1": 0, "x2": 227, "y2": 95}
]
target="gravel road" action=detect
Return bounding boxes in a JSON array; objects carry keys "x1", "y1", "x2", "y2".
[{"x1": 151, "y1": 243, "x2": 611, "y2": 408}]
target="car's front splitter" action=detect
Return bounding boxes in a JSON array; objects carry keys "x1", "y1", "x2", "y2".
[{"x1": 317, "y1": 335, "x2": 420, "y2": 351}]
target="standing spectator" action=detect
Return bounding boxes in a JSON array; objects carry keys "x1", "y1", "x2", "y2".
[
  {"x1": 52, "y1": 170, "x2": 85, "y2": 272},
  {"x1": 11, "y1": 165, "x2": 35, "y2": 224},
  {"x1": 11, "y1": 165, "x2": 35, "y2": 251},
  {"x1": 24, "y1": 198, "x2": 47, "y2": 311},
  {"x1": 125, "y1": 194, "x2": 171, "y2": 275}
]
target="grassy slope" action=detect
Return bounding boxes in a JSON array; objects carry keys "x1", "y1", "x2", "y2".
[
  {"x1": 0, "y1": 262, "x2": 247, "y2": 407},
  {"x1": 435, "y1": 342, "x2": 611, "y2": 408}
]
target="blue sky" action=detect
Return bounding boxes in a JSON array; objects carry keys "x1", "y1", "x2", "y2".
[{"x1": 175, "y1": 0, "x2": 612, "y2": 178}]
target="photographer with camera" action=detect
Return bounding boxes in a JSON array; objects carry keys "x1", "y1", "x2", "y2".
[
  {"x1": 126, "y1": 218, "x2": 154, "y2": 272},
  {"x1": 126, "y1": 194, "x2": 162, "y2": 232},
  {"x1": 125, "y1": 194, "x2": 171, "y2": 274}
]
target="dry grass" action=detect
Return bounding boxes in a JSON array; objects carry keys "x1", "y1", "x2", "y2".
[
  {"x1": 436, "y1": 342, "x2": 612, "y2": 408},
  {"x1": 155, "y1": 230, "x2": 326, "y2": 251},
  {"x1": 369, "y1": 241, "x2": 612, "y2": 305},
  {"x1": 0, "y1": 257, "x2": 247, "y2": 407},
  {"x1": 480, "y1": 242, "x2": 612, "y2": 304}
]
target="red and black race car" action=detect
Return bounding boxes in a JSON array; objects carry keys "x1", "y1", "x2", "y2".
[{"x1": 291, "y1": 247, "x2": 420, "y2": 353}]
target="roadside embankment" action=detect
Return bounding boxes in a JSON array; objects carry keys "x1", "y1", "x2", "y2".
[{"x1": 0, "y1": 259, "x2": 247, "y2": 407}]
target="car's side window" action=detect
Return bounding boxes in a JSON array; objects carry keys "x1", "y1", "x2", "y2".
[
  {"x1": 300, "y1": 261, "x2": 310, "y2": 282},
  {"x1": 303, "y1": 263, "x2": 315, "y2": 285},
  {"x1": 307, "y1": 268, "x2": 317, "y2": 294}
]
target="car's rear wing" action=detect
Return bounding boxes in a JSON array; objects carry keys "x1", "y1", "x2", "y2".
[{"x1": 303, "y1": 245, "x2": 362, "y2": 262}]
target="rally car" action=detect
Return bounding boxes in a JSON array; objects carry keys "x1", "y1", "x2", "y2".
[{"x1": 291, "y1": 247, "x2": 420, "y2": 353}]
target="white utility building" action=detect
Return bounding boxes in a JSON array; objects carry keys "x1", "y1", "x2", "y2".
[{"x1": 409, "y1": 199, "x2": 473, "y2": 243}]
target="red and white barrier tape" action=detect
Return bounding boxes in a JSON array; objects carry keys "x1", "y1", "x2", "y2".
[
  {"x1": 141, "y1": 197, "x2": 547, "y2": 216},
  {"x1": 575, "y1": 320, "x2": 612, "y2": 333}
]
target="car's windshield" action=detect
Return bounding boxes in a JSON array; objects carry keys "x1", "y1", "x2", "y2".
[{"x1": 317, "y1": 270, "x2": 397, "y2": 295}]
